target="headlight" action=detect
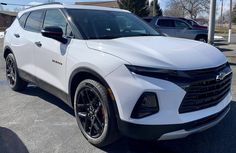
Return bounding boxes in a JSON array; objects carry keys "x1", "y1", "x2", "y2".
[{"x1": 125, "y1": 65, "x2": 191, "y2": 89}]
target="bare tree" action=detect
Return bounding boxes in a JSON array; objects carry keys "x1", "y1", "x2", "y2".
[
  {"x1": 164, "y1": 1, "x2": 185, "y2": 17},
  {"x1": 165, "y1": 0, "x2": 210, "y2": 19},
  {"x1": 118, "y1": 0, "x2": 150, "y2": 17}
]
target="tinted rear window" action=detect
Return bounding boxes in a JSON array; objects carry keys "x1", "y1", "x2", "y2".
[
  {"x1": 25, "y1": 10, "x2": 44, "y2": 32},
  {"x1": 157, "y1": 19, "x2": 175, "y2": 27},
  {"x1": 19, "y1": 13, "x2": 29, "y2": 28}
]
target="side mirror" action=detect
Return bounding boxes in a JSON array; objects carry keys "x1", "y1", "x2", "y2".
[{"x1": 41, "y1": 26, "x2": 67, "y2": 44}]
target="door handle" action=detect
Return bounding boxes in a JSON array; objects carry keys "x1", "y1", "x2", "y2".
[
  {"x1": 14, "y1": 33, "x2": 20, "y2": 38},
  {"x1": 35, "y1": 41, "x2": 42, "y2": 47}
]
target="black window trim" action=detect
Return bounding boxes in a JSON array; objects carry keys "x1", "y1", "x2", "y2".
[
  {"x1": 61, "y1": 8, "x2": 85, "y2": 40},
  {"x1": 17, "y1": 12, "x2": 30, "y2": 28},
  {"x1": 42, "y1": 8, "x2": 83, "y2": 39},
  {"x1": 24, "y1": 9, "x2": 46, "y2": 33},
  {"x1": 17, "y1": 8, "x2": 81, "y2": 39}
]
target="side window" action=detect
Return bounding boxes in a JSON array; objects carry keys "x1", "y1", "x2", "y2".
[
  {"x1": 18, "y1": 13, "x2": 29, "y2": 28},
  {"x1": 25, "y1": 10, "x2": 44, "y2": 32},
  {"x1": 157, "y1": 19, "x2": 175, "y2": 28},
  {"x1": 175, "y1": 20, "x2": 189, "y2": 29},
  {"x1": 43, "y1": 9, "x2": 73, "y2": 37}
]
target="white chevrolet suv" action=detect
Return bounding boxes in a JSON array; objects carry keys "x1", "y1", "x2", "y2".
[{"x1": 3, "y1": 3, "x2": 233, "y2": 147}]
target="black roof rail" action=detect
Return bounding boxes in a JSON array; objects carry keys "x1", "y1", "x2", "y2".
[{"x1": 26, "y1": 2, "x2": 63, "y2": 9}]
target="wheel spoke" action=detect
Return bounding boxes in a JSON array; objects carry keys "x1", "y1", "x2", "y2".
[
  {"x1": 95, "y1": 103, "x2": 102, "y2": 114},
  {"x1": 75, "y1": 86, "x2": 106, "y2": 138},
  {"x1": 85, "y1": 89, "x2": 91, "y2": 102},
  {"x1": 77, "y1": 103, "x2": 88, "y2": 108},
  {"x1": 93, "y1": 122, "x2": 101, "y2": 132},
  {"x1": 84, "y1": 116, "x2": 89, "y2": 130},
  {"x1": 89, "y1": 118, "x2": 95, "y2": 136},
  {"x1": 95, "y1": 115, "x2": 103, "y2": 128},
  {"x1": 77, "y1": 112, "x2": 87, "y2": 118}
]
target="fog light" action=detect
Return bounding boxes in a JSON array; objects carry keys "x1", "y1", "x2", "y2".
[{"x1": 131, "y1": 92, "x2": 159, "y2": 119}]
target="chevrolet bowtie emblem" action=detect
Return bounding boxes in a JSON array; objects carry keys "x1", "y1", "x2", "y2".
[{"x1": 216, "y1": 72, "x2": 227, "y2": 81}]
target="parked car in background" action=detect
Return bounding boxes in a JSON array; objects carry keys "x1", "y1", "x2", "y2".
[
  {"x1": 149, "y1": 16, "x2": 208, "y2": 42},
  {"x1": 143, "y1": 16, "x2": 153, "y2": 23},
  {"x1": 178, "y1": 18, "x2": 208, "y2": 30}
]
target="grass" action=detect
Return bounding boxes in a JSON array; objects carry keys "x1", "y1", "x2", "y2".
[{"x1": 215, "y1": 25, "x2": 236, "y2": 34}]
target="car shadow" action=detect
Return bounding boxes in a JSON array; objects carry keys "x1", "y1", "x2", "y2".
[
  {"x1": 18, "y1": 86, "x2": 236, "y2": 153},
  {"x1": 103, "y1": 101, "x2": 236, "y2": 153},
  {"x1": 20, "y1": 85, "x2": 75, "y2": 116},
  {"x1": 0, "y1": 127, "x2": 29, "y2": 153}
]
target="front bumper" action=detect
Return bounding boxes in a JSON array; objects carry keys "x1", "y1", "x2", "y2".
[
  {"x1": 118, "y1": 104, "x2": 230, "y2": 140},
  {"x1": 105, "y1": 65, "x2": 232, "y2": 125}
]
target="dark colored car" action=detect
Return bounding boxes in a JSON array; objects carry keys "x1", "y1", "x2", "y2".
[{"x1": 145, "y1": 16, "x2": 208, "y2": 42}]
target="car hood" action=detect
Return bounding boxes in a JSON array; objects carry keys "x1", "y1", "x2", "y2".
[
  {"x1": 86, "y1": 36, "x2": 227, "y2": 70},
  {"x1": 193, "y1": 25, "x2": 208, "y2": 30}
]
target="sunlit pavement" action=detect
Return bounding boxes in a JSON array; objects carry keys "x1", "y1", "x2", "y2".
[{"x1": 0, "y1": 38, "x2": 236, "y2": 153}]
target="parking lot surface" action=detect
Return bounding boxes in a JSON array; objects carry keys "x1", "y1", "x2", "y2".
[{"x1": 0, "y1": 38, "x2": 236, "y2": 153}]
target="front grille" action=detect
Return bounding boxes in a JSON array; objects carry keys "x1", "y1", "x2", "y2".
[{"x1": 179, "y1": 63, "x2": 232, "y2": 113}]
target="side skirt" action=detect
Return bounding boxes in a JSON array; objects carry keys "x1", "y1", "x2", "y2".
[{"x1": 18, "y1": 69, "x2": 72, "y2": 108}]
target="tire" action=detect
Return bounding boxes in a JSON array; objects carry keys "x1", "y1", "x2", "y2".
[
  {"x1": 196, "y1": 35, "x2": 207, "y2": 43},
  {"x1": 74, "y1": 79, "x2": 119, "y2": 147},
  {"x1": 5, "y1": 53, "x2": 28, "y2": 91}
]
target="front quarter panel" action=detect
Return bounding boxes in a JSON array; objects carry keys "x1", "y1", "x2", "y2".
[{"x1": 65, "y1": 39, "x2": 128, "y2": 93}]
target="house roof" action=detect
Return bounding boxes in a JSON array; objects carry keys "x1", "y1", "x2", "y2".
[
  {"x1": 75, "y1": 1, "x2": 118, "y2": 8},
  {"x1": 0, "y1": 11, "x2": 17, "y2": 17}
]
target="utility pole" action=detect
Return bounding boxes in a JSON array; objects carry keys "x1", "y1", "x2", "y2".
[
  {"x1": 228, "y1": 0, "x2": 233, "y2": 44},
  {"x1": 208, "y1": 0, "x2": 217, "y2": 44},
  {"x1": 220, "y1": 0, "x2": 224, "y2": 26},
  {"x1": 153, "y1": 0, "x2": 157, "y2": 16}
]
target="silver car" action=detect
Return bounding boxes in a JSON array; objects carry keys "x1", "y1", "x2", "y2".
[{"x1": 149, "y1": 17, "x2": 208, "y2": 42}]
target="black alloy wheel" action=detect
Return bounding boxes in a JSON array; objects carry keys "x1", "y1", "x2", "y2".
[
  {"x1": 6, "y1": 55, "x2": 16, "y2": 87},
  {"x1": 5, "y1": 53, "x2": 27, "y2": 91},
  {"x1": 74, "y1": 79, "x2": 119, "y2": 147},
  {"x1": 76, "y1": 86, "x2": 105, "y2": 138}
]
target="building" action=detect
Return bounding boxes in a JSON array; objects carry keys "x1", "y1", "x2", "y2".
[
  {"x1": 75, "y1": 1, "x2": 119, "y2": 8},
  {"x1": 0, "y1": 11, "x2": 17, "y2": 31}
]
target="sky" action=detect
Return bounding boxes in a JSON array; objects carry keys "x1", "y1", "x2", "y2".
[
  {"x1": 0, "y1": 0, "x2": 167, "y2": 11},
  {"x1": 0, "y1": 0, "x2": 232, "y2": 13}
]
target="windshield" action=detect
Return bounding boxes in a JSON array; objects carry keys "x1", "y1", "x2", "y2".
[
  {"x1": 67, "y1": 9, "x2": 160, "y2": 39},
  {"x1": 187, "y1": 19, "x2": 199, "y2": 26}
]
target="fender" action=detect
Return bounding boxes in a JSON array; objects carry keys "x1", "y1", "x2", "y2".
[
  {"x1": 68, "y1": 67, "x2": 121, "y2": 120},
  {"x1": 3, "y1": 46, "x2": 13, "y2": 59}
]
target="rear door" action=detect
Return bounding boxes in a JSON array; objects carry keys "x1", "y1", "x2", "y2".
[
  {"x1": 34, "y1": 9, "x2": 73, "y2": 95},
  {"x1": 155, "y1": 19, "x2": 176, "y2": 37},
  {"x1": 12, "y1": 10, "x2": 44, "y2": 81}
]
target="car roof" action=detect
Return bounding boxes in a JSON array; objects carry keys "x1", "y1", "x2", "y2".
[
  {"x1": 18, "y1": 3, "x2": 130, "y2": 17},
  {"x1": 157, "y1": 16, "x2": 184, "y2": 20}
]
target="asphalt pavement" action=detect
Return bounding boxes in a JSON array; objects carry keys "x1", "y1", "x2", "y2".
[{"x1": 0, "y1": 38, "x2": 236, "y2": 153}]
